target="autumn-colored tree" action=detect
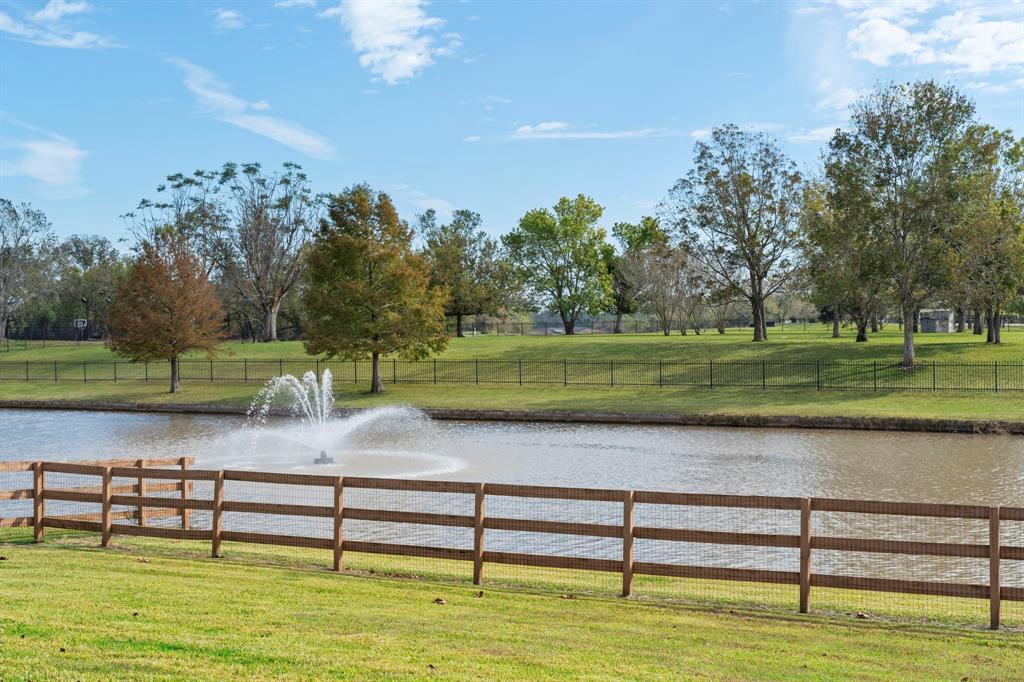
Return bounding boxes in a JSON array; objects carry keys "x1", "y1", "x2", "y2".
[
  {"x1": 106, "y1": 235, "x2": 224, "y2": 393},
  {"x1": 303, "y1": 184, "x2": 448, "y2": 394}
]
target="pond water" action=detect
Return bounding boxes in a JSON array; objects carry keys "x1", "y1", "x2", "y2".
[
  {"x1": 2, "y1": 407, "x2": 1022, "y2": 587},
  {"x1": 1, "y1": 407, "x2": 1022, "y2": 504}
]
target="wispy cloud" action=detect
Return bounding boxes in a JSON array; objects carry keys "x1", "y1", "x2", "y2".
[
  {"x1": 463, "y1": 135, "x2": 481, "y2": 142},
  {"x1": 0, "y1": 113, "x2": 88, "y2": 196},
  {"x1": 966, "y1": 78, "x2": 1024, "y2": 94},
  {"x1": 214, "y1": 8, "x2": 245, "y2": 31},
  {"x1": 690, "y1": 129, "x2": 711, "y2": 140},
  {"x1": 320, "y1": 0, "x2": 460, "y2": 84},
  {"x1": 168, "y1": 58, "x2": 335, "y2": 159},
  {"x1": 0, "y1": 0, "x2": 117, "y2": 49},
  {"x1": 788, "y1": 125, "x2": 841, "y2": 143},
  {"x1": 509, "y1": 121, "x2": 668, "y2": 140},
  {"x1": 275, "y1": 0, "x2": 316, "y2": 8}
]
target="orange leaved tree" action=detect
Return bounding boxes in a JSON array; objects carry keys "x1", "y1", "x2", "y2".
[{"x1": 106, "y1": 235, "x2": 224, "y2": 393}]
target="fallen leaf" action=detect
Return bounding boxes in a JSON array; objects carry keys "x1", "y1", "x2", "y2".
[
  {"x1": 136, "y1": 558, "x2": 150, "y2": 564},
  {"x1": 433, "y1": 598, "x2": 447, "y2": 605}
]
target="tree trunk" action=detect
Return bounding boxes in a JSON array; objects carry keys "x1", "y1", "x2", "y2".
[
  {"x1": 751, "y1": 298, "x2": 765, "y2": 342},
  {"x1": 870, "y1": 315, "x2": 878, "y2": 334},
  {"x1": 263, "y1": 299, "x2": 281, "y2": 342},
  {"x1": 986, "y1": 308, "x2": 995, "y2": 343},
  {"x1": 169, "y1": 355, "x2": 180, "y2": 394},
  {"x1": 994, "y1": 308, "x2": 1002, "y2": 344},
  {"x1": 455, "y1": 313, "x2": 465, "y2": 338},
  {"x1": 901, "y1": 305, "x2": 916, "y2": 368},
  {"x1": 832, "y1": 303, "x2": 840, "y2": 338},
  {"x1": 855, "y1": 318, "x2": 869, "y2": 342},
  {"x1": 0, "y1": 317, "x2": 6, "y2": 340},
  {"x1": 912, "y1": 308, "x2": 919, "y2": 334},
  {"x1": 972, "y1": 309, "x2": 983, "y2": 335},
  {"x1": 955, "y1": 308, "x2": 965, "y2": 333},
  {"x1": 614, "y1": 311, "x2": 623, "y2": 334},
  {"x1": 371, "y1": 352, "x2": 383, "y2": 394},
  {"x1": 563, "y1": 316, "x2": 575, "y2": 335}
]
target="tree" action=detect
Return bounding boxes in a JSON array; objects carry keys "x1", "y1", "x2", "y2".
[
  {"x1": 620, "y1": 244, "x2": 700, "y2": 336},
  {"x1": 303, "y1": 185, "x2": 447, "y2": 394},
  {"x1": 827, "y1": 81, "x2": 975, "y2": 366},
  {"x1": 607, "y1": 216, "x2": 668, "y2": 333},
  {"x1": 106, "y1": 236, "x2": 224, "y2": 393},
  {"x1": 665, "y1": 125, "x2": 802, "y2": 342},
  {"x1": 126, "y1": 162, "x2": 320, "y2": 342},
  {"x1": 502, "y1": 195, "x2": 612, "y2": 334},
  {"x1": 0, "y1": 199, "x2": 54, "y2": 339},
  {"x1": 949, "y1": 127, "x2": 1024, "y2": 344},
  {"x1": 800, "y1": 181, "x2": 887, "y2": 342},
  {"x1": 418, "y1": 209, "x2": 515, "y2": 337}
]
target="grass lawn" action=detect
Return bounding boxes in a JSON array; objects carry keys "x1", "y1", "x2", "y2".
[
  {"x1": 1, "y1": 328, "x2": 1022, "y2": 423},
  {"x1": 1, "y1": 530, "x2": 1021, "y2": 680}
]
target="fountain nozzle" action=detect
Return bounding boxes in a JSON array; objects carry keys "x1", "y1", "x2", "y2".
[{"x1": 313, "y1": 450, "x2": 335, "y2": 465}]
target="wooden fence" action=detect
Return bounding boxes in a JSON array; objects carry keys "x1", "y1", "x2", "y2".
[{"x1": 1, "y1": 458, "x2": 1021, "y2": 630}]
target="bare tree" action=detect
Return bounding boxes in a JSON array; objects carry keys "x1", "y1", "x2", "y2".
[
  {"x1": 664, "y1": 125, "x2": 803, "y2": 342},
  {"x1": 621, "y1": 245, "x2": 701, "y2": 336},
  {"x1": 0, "y1": 199, "x2": 54, "y2": 338}
]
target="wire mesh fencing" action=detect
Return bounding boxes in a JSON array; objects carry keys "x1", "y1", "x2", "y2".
[
  {"x1": 2, "y1": 460, "x2": 1022, "y2": 631},
  {"x1": 2, "y1": 358, "x2": 1024, "y2": 392}
]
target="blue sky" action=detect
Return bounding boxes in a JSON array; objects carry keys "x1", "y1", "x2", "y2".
[{"x1": 1, "y1": 0, "x2": 1022, "y2": 242}]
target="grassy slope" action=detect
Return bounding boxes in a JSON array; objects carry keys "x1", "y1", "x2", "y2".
[
  {"x1": 1, "y1": 329, "x2": 1022, "y2": 422},
  {"x1": 1, "y1": 534, "x2": 1021, "y2": 680}
]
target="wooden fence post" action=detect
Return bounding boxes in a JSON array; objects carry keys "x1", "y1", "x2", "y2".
[
  {"x1": 179, "y1": 457, "x2": 190, "y2": 530},
  {"x1": 32, "y1": 461, "x2": 44, "y2": 542},
  {"x1": 101, "y1": 467, "x2": 113, "y2": 547},
  {"x1": 799, "y1": 497, "x2": 812, "y2": 613},
  {"x1": 333, "y1": 477, "x2": 344, "y2": 572},
  {"x1": 136, "y1": 458, "x2": 147, "y2": 527},
  {"x1": 622, "y1": 490, "x2": 635, "y2": 597},
  {"x1": 990, "y1": 506, "x2": 1000, "y2": 630},
  {"x1": 473, "y1": 483, "x2": 485, "y2": 585},
  {"x1": 211, "y1": 470, "x2": 224, "y2": 558}
]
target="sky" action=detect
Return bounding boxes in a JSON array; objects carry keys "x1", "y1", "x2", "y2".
[{"x1": 1, "y1": 0, "x2": 1022, "y2": 243}]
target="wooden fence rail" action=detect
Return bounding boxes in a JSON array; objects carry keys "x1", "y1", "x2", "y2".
[{"x1": 1, "y1": 460, "x2": 1021, "y2": 630}]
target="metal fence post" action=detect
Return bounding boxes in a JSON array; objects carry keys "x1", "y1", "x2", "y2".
[
  {"x1": 994, "y1": 361, "x2": 999, "y2": 391},
  {"x1": 815, "y1": 360, "x2": 821, "y2": 391},
  {"x1": 872, "y1": 361, "x2": 877, "y2": 391},
  {"x1": 762, "y1": 359, "x2": 766, "y2": 389},
  {"x1": 53, "y1": 361, "x2": 57, "y2": 383},
  {"x1": 563, "y1": 359, "x2": 567, "y2": 386},
  {"x1": 433, "y1": 358, "x2": 437, "y2": 385},
  {"x1": 518, "y1": 358, "x2": 522, "y2": 386},
  {"x1": 709, "y1": 360, "x2": 714, "y2": 388},
  {"x1": 610, "y1": 360, "x2": 614, "y2": 387}
]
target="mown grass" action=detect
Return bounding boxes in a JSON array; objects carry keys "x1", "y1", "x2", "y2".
[
  {"x1": 1, "y1": 529, "x2": 1021, "y2": 680},
  {"x1": 3, "y1": 326, "x2": 1023, "y2": 363},
  {"x1": 2, "y1": 380, "x2": 1024, "y2": 422}
]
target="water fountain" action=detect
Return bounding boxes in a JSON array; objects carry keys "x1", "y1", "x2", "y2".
[{"x1": 242, "y1": 369, "x2": 464, "y2": 476}]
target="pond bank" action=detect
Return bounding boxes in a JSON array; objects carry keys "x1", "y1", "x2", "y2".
[{"x1": 1, "y1": 398, "x2": 1020, "y2": 435}]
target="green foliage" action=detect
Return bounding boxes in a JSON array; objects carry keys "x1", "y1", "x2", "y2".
[
  {"x1": 303, "y1": 185, "x2": 447, "y2": 390},
  {"x1": 418, "y1": 209, "x2": 517, "y2": 333},
  {"x1": 502, "y1": 195, "x2": 612, "y2": 333}
]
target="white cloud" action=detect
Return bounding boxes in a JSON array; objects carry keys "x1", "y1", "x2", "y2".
[
  {"x1": 788, "y1": 125, "x2": 841, "y2": 143},
  {"x1": 169, "y1": 58, "x2": 335, "y2": 159},
  {"x1": 966, "y1": 78, "x2": 1024, "y2": 94},
  {"x1": 510, "y1": 121, "x2": 667, "y2": 140},
  {"x1": 214, "y1": 8, "x2": 245, "y2": 31},
  {"x1": 31, "y1": 0, "x2": 91, "y2": 23},
  {"x1": 275, "y1": 0, "x2": 316, "y2": 7},
  {"x1": 0, "y1": 115, "x2": 87, "y2": 195},
  {"x1": 0, "y1": 1, "x2": 116, "y2": 49},
  {"x1": 842, "y1": 2, "x2": 1023, "y2": 74},
  {"x1": 320, "y1": 0, "x2": 459, "y2": 84},
  {"x1": 463, "y1": 135, "x2": 481, "y2": 142}
]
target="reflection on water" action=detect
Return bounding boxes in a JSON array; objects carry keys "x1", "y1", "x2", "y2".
[{"x1": 2, "y1": 407, "x2": 1022, "y2": 586}]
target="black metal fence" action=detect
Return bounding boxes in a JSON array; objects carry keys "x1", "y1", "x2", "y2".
[{"x1": 1, "y1": 358, "x2": 1022, "y2": 392}]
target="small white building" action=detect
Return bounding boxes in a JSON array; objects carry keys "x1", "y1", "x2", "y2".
[{"x1": 919, "y1": 309, "x2": 954, "y2": 333}]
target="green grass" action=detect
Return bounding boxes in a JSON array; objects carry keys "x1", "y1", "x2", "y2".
[
  {"x1": 3, "y1": 326, "x2": 1023, "y2": 363},
  {"x1": 1, "y1": 530, "x2": 1021, "y2": 680},
  {"x1": 2, "y1": 328, "x2": 1022, "y2": 423}
]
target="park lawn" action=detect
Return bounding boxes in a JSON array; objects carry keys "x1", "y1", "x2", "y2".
[
  {"x1": 1, "y1": 380, "x2": 1024, "y2": 422},
  {"x1": 3, "y1": 326, "x2": 1024, "y2": 363},
  {"x1": 0, "y1": 534, "x2": 1021, "y2": 680}
]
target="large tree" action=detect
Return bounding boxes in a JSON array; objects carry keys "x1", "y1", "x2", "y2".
[
  {"x1": 126, "y1": 162, "x2": 320, "y2": 342},
  {"x1": 949, "y1": 127, "x2": 1024, "y2": 344},
  {"x1": 418, "y1": 209, "x2": 515, "y2": 337},
  {"x1": 0, "y1": 199, "x2": 54, "y2": 339},
  {"x1": 665, "y1": 124, "x2": 803, "y2": 342},
  {"x1": 304, "y1": 185, "x2": 447, "y2": 394},
  {"x1": 826, "y1": 81, "x2": 975, "y2": 366},
  {"x1": 502, "y1": 195, "x2": 612, "y2": 335},
  {"x1": 606, "y1": 216, "x2": 668, "y2": 333},
  {"x1": 106, "y1": 235, "x2": 224, "y2": 393}
]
